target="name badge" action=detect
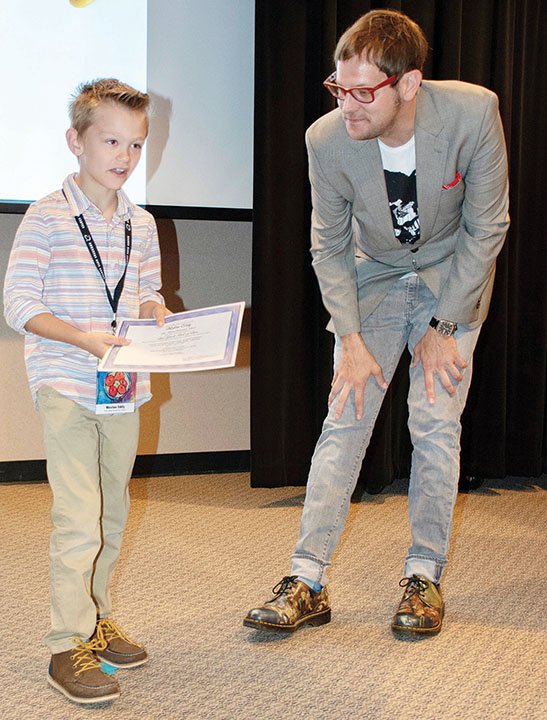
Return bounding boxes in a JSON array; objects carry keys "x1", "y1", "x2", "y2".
[{"x1": 96, "y1": 371, "x2": 137, "y2": 414}]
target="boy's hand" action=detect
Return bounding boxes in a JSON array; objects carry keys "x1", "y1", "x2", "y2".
[
  {"x1": 151, "y1": 304, "x2": 173, "y2": 327},
  {"x1": 80, "y1": 332, "x2": 131, "y2": 360},
  {"x1": 24, "y1": 312, "x2": 130, "y2": 360},
  {"x1": 139, "y1": 300, "x2": 173, "y2": 326}
]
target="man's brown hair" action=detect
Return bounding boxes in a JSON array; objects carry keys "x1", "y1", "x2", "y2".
[
  {"x1": 334, "y1": 9, "x2": 428, "y2": 79},
  {"x1": 69, "y1": 78, "x2": 150, "y2": 135}
]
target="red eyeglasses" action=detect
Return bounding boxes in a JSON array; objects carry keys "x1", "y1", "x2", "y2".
[{"x1": 323, "y1": 73, "x2": 398, "y2": 104}]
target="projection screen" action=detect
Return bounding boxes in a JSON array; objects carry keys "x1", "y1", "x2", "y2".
[{"x1": 0, "y1": 0, "x2": 254, "y2": 211}]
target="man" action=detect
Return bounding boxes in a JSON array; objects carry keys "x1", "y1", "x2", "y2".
[{"x1": 244, "y1": 9, "x2": 509, "y2": 635}]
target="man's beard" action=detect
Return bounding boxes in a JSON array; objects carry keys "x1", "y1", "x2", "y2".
[{"x1": 343, "y1": 95, "x2": 402, "y2": 141}]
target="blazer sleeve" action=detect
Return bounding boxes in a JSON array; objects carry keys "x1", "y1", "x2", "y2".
[
  {"x1": 434, "y1": 92, "x2": 510, "y2": 322},
  {"x1": 306, "y1": 132, "x2": 361, "y2": 336}
]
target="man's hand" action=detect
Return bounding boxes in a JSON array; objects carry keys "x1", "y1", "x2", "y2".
[
  {"x1": 412, "y1": 327, "x2": 467, "y2": 404},
  {"x1": 139, "y1": 300, "x2": 173, "y2": 326},
  {"x1": 79, "y1": 332, "x2": 131, "y2": 360},
  {"x1": 329, "y1": 333, "x2": 388, "y2": 420}
]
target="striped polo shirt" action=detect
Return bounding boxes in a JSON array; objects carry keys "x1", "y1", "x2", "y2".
[{"x1": 3, "y1": 173, "x2": 164, "y2": 411}]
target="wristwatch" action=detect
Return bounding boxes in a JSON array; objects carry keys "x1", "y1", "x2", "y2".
[{"x1": 429, "y1": 317, "x2": 458, "y2": 337}]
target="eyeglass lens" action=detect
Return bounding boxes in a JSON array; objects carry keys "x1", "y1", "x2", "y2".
[{"x1": 327, "y1": 86, "x2": 374, "y2": 103}]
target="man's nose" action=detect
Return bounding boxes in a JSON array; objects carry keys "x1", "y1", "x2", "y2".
[{"x1": 339, "y1": 91, "x2": 361, "y2": 111}]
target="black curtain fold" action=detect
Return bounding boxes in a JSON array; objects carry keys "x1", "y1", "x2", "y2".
[{"x1": 251, "y1": 0, "x2": 547, "y2": 492}]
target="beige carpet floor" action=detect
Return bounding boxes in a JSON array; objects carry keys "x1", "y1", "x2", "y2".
[{"x1": 1, "y1": 473, "x2": 546, "y2": 720}]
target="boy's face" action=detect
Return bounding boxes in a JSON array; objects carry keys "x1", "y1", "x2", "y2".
[{"x1": 67, "y1": 101, "x2": 148, "y2": 199}]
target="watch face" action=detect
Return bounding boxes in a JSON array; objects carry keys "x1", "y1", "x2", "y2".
[{"x1": 437, "y1": 320, "x2": 457, "y2": 336}]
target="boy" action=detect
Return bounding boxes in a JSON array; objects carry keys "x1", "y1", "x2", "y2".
[{"x1": 4, "y1": 78, "x2": 170, "y2": 704}]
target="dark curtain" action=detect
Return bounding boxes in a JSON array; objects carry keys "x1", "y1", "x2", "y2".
[{"x1": 251, "y1": 0, "x2": 547, "y2": 493}]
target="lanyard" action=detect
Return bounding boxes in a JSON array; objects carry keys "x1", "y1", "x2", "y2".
[{"x1": 73, "y1": 213, "x2": 132, "y2": 331}]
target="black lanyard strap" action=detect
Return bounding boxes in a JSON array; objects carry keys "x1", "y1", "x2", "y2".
[{"x1": 73, "y1": 213, "x2": 132, "y2": 330}]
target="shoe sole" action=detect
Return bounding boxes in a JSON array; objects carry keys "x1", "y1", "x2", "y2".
[
  {"x1": 97, "y1": 654, "x2": 149, "y2": 669},
  {"x1": 243, "y1": 608, "x2": 331, "y2": 633},
  {"x1": 47, "y1": 674, "x2": 120, "y2": 704},
  {"x1": 390, "y1": 622, "x2": 442, "y2": 636}
]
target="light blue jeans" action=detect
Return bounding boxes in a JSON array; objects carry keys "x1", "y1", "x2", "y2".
[{"x1": 291, "y1": 275, "x2": 481, "y2": 585}]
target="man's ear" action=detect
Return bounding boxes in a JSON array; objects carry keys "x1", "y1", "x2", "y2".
[
  {"x1": 400, "y1": 69, "x2": 422, "y2": 101},
  {"x1": 66, "y1": 127, "x2": 83, "y2": 157}
]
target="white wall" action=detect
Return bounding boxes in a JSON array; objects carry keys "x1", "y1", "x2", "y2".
[{"x1": 0, "y1": 214, "x2": 251, "y2": 461}]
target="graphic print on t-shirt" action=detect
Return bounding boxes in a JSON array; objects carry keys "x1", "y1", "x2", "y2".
[{"x1": 384, "y1": 169, "x2": 420, "y2": 244}]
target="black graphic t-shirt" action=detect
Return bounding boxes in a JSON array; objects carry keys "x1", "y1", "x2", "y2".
[{"x1": 378, "y1": 137, "x2": 420, "y2": 245}]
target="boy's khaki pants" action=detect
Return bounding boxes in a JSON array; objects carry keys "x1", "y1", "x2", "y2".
[{"x1": 37, "y1": 386, "x2": 140, "y2": 654}]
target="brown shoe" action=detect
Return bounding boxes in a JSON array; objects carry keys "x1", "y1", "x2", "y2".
[
  {"x1": 244, "y1": 576, "x2": 331, "y2": 632},
  {"x1": 48, "y1": 638, "x2": 120, "y2": 704},
  {"x1": 391, "y1": 575, "x2": 444, "y2": 635},
  {"x1": 94, "y1": 618, "x2": 148, "y2": 668}
]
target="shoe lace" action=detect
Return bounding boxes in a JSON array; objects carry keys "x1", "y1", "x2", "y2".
[
  {"x1": 96, "y1": 617, "x2": 138, "y2": 647},
  {"x1": 271, "y1": 575, "x2": 299, "y2": 597},
  {"x1": 399, "y1": 575, "x2": 429, "y2": 598},
  {"x1": 70, "y1": 636, "x2": 107, "y2": 676}
]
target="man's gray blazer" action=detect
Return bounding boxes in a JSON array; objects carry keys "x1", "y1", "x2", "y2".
[{"x1": 305, "y1": 80, "x2": 510, "y2": 337}]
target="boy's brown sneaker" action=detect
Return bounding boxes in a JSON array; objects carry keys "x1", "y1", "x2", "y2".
[
  {"x1": 48, "y1": 638, "x2": 121, "y2": 704},
  {"x1": 391, "y1": 575, "x2": 445, "y2": 635},
  {"x1": 94, "y1": 618, "x2": 148, "y2": 668},
  {"x1": 244, "y1": 575, "x2": 331, "y2": 632}
]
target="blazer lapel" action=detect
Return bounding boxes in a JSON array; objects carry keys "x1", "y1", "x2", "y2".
[
  {"x1": 351, "y1": 139, "x2": 400, "y2": 248},
  {"x1": 415, "y1": 88, "x2": 449, "y2": 242}
]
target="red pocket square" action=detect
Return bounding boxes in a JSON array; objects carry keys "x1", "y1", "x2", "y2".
[{"x1": 442, "y1": 172, "x2": 462, "y2": 190}]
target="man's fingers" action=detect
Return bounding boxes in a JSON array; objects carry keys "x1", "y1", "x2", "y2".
[
  {"x1": 332, "y1": 378, "x2": 372, "y2": 420},
  {"x1": 328, "y1": 376, "x2": 343, "y2": 405},
  {"x1": 328, "y1": 341, "x2": 385, "y2": 418},
  {"x1": 424, "y1": 369, "x2": 436, "y2": 404},
  {"x1": 414, "y1": 330, "x2": 469, "y2": 402},
  {"x1": 410, "y1": 347, "x2": 420, "y2": 368},
  {"x1": 372, "y1": 366, "x2": 388, "y2": 389},
  {"x1": 438, "y1": 370, "x2": 457, "y2": 396},
  {"x1": 423, "y1": 364, "x2": 469, "y2": 402},
  {"x1": 335, "y1": 385, "x2": 351, "y2": 419},
  {"x1": 354, "y1": 385, "x2": 365, "y2": 420}
]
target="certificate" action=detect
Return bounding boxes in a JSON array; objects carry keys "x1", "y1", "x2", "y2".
[{"x1": 98, "y1": 302, "x2": 245, "y2": 373}]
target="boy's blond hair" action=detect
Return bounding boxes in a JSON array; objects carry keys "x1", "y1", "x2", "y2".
[{"x1": 69, "y1": 78, "x2": 150, "y2": 135}]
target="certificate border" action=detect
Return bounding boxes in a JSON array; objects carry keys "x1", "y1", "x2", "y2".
[{"x1": 98, "y1": 302, "x2": 245, "y2": 373}]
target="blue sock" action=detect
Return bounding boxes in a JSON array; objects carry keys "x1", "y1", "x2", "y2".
[
  {"x1": 298, "y1": 576, "x2": 323, "y2": 593},
  {"x1": 99, "y1": 662, "x2": 117, "y2": 675}
]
